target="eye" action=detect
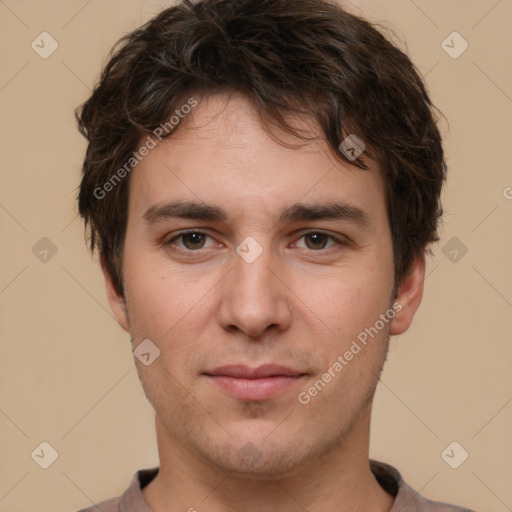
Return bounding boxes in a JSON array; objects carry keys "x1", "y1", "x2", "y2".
[
  {"x1": 293, "y1": 231, "x2": 346, "y2": 251},
  {"x1": 166, "y1": 230, "x2": 216, "y2": 251},
  {"x1": 165, "y1": 229, "x2": 347, "y2": 253}
]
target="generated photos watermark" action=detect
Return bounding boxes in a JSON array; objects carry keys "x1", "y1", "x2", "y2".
[
  {"x1": 298, "y1": 302, "x2": 402, "y2": 405},
  {"x1": 93, "y1": 97, "x2": 198, "y2": 200}
]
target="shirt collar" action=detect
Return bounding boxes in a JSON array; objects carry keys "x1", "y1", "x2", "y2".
[{"x1": 117, "y1": 459, "x2": 455, "y2": 512}]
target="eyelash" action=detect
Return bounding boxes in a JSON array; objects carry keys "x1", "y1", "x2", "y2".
[{"x1": 165, "y1": 229, "x2": 348, "y2": 253}]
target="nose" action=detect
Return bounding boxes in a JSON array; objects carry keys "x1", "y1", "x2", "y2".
[{"x1": 218, "y1": 243, "x2": 292, "y2": 339}]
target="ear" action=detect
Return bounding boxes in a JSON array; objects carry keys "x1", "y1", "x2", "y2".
[
  {"x1": 389, "y1": 251, "x2": 425, "y2": 336},
  {"x1": 100, "y1": 254, "x2": 130, "y2": 332}
]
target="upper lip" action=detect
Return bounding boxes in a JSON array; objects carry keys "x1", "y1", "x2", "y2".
[{"x1": 204, "y1": 364, "x2": 304, "y2": 378}]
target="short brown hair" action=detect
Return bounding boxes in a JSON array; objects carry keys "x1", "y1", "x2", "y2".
[{"x1": 76, "y1": 0, "x2": 446, "y2": 299}]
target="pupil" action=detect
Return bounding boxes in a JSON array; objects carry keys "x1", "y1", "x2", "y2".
[
  {"x1": 307, "y1": 233, "x2": 326, "y2": 249},
  {"x1": 182, "y1": 233, "x2": 327, "y2": 250},
  {"x1": 186, "y1": 233, "x2": 203, "y2": 248}
]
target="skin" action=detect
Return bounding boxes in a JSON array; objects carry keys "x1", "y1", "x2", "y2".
[{"x1": 102, "y1": 93, "x2": 425, "y2": 512}]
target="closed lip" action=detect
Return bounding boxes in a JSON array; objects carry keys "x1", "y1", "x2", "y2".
[
  {"x1": 204, "y1": 364, "x2": 307, "y2": 400},
  {"x1": 204, "y1": 364, "x2": 306, "y2": 378}
]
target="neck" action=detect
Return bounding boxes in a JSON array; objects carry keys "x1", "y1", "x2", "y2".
[{"x1": 143, "y1": 407, "x2": 394, "y2": 512}]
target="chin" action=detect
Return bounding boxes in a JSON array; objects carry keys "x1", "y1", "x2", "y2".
[{"x1": 197, "y1": 429, "x2": 315, "y2": 479}]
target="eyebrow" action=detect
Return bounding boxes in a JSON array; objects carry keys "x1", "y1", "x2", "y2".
[{"x1": 143, "y1": 200, "x2": 370, "y2": 228}]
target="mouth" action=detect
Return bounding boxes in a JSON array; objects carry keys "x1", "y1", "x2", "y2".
[{"x1": 203, "y1": 364, "x2": 308, "y2": 401}]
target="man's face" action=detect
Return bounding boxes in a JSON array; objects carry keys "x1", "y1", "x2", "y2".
[{"x1": 104, "y1": 94, "x2": 422, "y2": 477}]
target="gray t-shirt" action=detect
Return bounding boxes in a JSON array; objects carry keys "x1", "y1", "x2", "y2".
[{"x1": 77, "y1": 460, "x2": 476, "y2": 511}]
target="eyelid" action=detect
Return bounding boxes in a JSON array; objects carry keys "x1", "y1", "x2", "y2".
[
  {"x1": 293, "y1": 229, "x2": 349, "y2": 249},
  {"x1": 165, "y1": 229, "x2": 219, "y2": 249},
  {"x1": 165, "y1": 228, "x2": 349, "y2": 251}
]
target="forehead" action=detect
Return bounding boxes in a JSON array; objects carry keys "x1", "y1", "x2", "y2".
[{"x1": 128, "y1": 93, "x2": 386, "y2": 226}]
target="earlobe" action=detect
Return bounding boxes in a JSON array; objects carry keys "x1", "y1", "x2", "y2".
[
  {"x1": 389, "y1": 251, "x2": 425, "y2": 336},
  {"x1": 100, "y1": 254, "x2": 130, "y2": 332}
]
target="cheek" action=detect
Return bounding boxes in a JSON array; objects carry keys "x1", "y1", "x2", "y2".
[
  {"x1": 123, "y1": 258, "x2": 213, "y2": 356},
  {"x1": 122, "y1": 255, "x2": 173, "y2": 339},
  {"x1": 295, "y1": 259, "x2": 393, "y2": 339}
]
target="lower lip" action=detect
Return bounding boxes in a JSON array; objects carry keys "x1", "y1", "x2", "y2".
[{"x1": 207, "y1": 375, "x2": 305, "y2": 400}]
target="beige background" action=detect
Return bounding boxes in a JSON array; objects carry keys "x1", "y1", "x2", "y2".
[{"x1": 0, "y1": 1, "x2": 511, "y2": 511}]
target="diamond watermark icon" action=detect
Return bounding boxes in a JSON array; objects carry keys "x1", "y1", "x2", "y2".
[
  {"x1": 31, "y1": 441, "x2": 59, "y2": 469},
  {"x1": 441, "y1": 441, "x2": 468, "y2": 469},
  {"x1": 338, "y1": 134, "x2": 365, "y2": 161},
  {"x1": 236, "y1": 236, "x2": 263, "y2": 264},
  {"x1": 441, "y1": 32, "x2": 468, "y2": 59},
  {"x1": 236, "y1": 442, "x2": 263, "y2": 469},
  {"x1": 442, "y1": 236, "x2": 468, "y2": 263},
  {"x1": 134, "y1": 339, "x2": 161, "y2": 366},
  {"x1": 32, "y1": 237, "x2": 58, "y2": 263},
  {"x1": 31, "y1": 32, "x2": 59, "y2": 59}
]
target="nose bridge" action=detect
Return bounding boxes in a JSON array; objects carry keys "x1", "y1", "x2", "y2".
[
  {"x1": 219, "y1": 236, "x2": 290, "y2": 337},
  {"x1": 233, "y1": 237, "x2": 277, "y2": 307},
  {"x1": 235, "y1": 239, "x2": 274, "y2": 294}
]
